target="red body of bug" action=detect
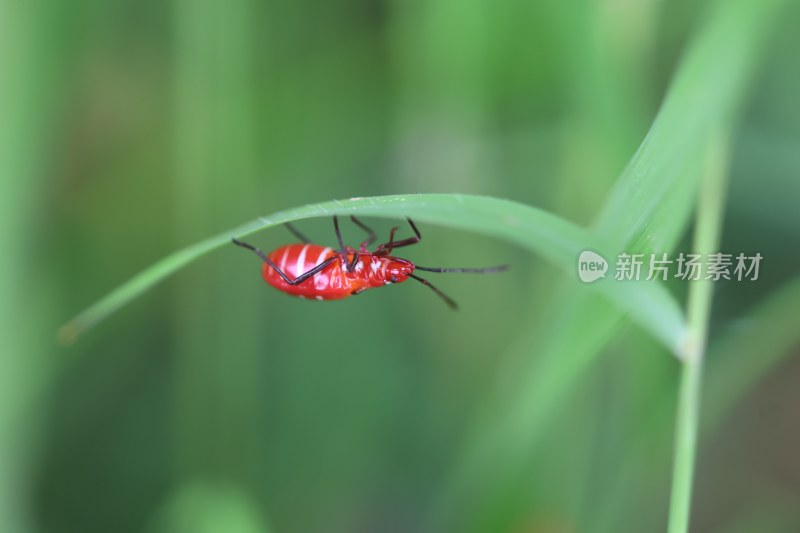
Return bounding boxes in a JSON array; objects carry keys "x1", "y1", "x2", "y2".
[
  {"x1": 233, "y1": 216, "x2": 507, "y2": 309},
  {"x1": 262, "y1": 244, "x2": 413, "y2": 301}
]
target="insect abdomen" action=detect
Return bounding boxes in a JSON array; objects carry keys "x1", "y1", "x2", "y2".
[{"x1": 263, "y1": 244, "x2": 353, "y2": 300}]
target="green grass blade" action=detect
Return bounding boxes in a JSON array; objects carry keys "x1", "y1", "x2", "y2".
[
  {"x1": 596, "y1": 0, "x2": 788, "y2": 252},
  {"x1": 667, "y1": 133, "x2": 731, "y2": 533},
  {"x1": 1, "y1": 1, "x2": 76, "y2": 530},
  {"x1": 59, "y1": 194, "x2": 685, "y2": 352},
  {"x1": 433, "y1": 0, "x2": 791, "y2": 527},
  {"x1": 586, "y1": 273, "x2": 800, "y2": 533}
]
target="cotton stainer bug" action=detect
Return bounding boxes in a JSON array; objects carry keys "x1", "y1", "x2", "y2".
[{"x1": 231, "y1": 216, "x2": 508, "y2": 309}]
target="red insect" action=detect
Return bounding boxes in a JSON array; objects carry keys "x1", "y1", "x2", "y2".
[{"x1": 232, "y1": 216, "x2": 507, "y2": 308}]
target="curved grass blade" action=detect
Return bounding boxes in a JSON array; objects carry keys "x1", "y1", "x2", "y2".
[
  {"x1": 59, "y1": 194, "x2": 686, "y2": 353},
  {"x1": 585, "y1": 273, "x2": 800, "y2": 533},
  {"x1": 432, "y1": 0, "x2": 791, "y2": 527}
]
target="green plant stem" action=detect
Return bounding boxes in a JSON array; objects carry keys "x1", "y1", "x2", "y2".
[{"x1": 667, "y1": 134, "x2": 730, "y2": 533}]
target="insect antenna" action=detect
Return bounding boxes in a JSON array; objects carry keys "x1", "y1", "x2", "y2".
[
  {"x1": 408, "y1": 273, "x2": 458, "y2": 310},
  {"x1": 414, "y1": 264, "x2": 509, "y2": 274}
]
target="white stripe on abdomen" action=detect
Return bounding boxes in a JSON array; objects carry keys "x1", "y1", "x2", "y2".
[
  {"x1": 312, "y1": 247, "x2": 333, "y2": 286},
  {"x1": 296, "y1": 244, "x2": 310, "y2": 277},
  {"x1": 316, "y1": 247, "x2": 332, "y2": 266},
  {"x1": 279, "y1": 248, "x2": 289, "y2": 273}
]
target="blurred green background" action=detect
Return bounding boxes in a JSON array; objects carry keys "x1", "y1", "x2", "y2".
[{"x1": 3, "y1": 0, "x2": 800, "y2": 531}]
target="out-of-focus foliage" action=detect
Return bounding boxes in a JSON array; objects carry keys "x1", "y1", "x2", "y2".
[{"x1": 2, "y1": 0, "x2": 799, "y2": 531}]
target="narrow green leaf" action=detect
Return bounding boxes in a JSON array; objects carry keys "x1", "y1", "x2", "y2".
[
  {"x1": 433, "y1": 0, "x2": 791, "y2": 527},
  {"x1": 59, "y1": 194, "x2": 685, "y2": 353},
  {"x1": 596, "y1": 0, "x2": 788, "y2": 252},
  {"x1": 668, "y1": 132, "x2": 731, "y2": 533},
  {"x1": 585, "y1": 274, "x2": 800, "y2": 533}
]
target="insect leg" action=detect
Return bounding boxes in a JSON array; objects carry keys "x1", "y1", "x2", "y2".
[
  {"x1": 232, "y1": 238, "x2": 337, "y2": 286},
  {"x1": 284, "y1": 222, "x2": 310, "y2": 244},
  {"x1": 375, "y1": 226, "x2": 398, "y2": 254},
  {"x1": 375, "y1": 218, "x2": 422, "y2": 254},
  {"x1": 287, "y1": 256, "x2": 338, "y2": 285},
  {"x1": 333, "y1": 216, "x2": 356, "y2": 273},
  {"x1": 350, "y1": 215, "x2": 376, "y2": 251}
]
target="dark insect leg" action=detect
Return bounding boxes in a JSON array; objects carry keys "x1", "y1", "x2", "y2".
[
  {"x1": 414, "y1": 264, "x2": 509, "y2": 274},
  {"x1": 232, "y1": 238, "x2": 337, "y2": 286},
  {"x1": 347, "y1": 252, "x2": 359, "y2": 273},
  {"x1": 350, "y1": 215, "x2": 376, "y2": 251},
  {"x1": 378, "y1": 226, "x2": 398, "y2": 254},
  {"x1": 333, "y1": 216, "x2": 347, "y2": 252},
  {"x1": 408, "y1": 273, "x2": 458, "y2": 310},
  {"x1": 333, "y1": 216, "x2": 356, "y2": 273},
  {"x1": 284, "y1": 222, "x2": 310, "y2": 244},
  {"x1": 288, "y1": 256, "x2": 338, "y2": 285},
  {"x1": 375, "y1": 218, "x2": 422, "y2": 254}
]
